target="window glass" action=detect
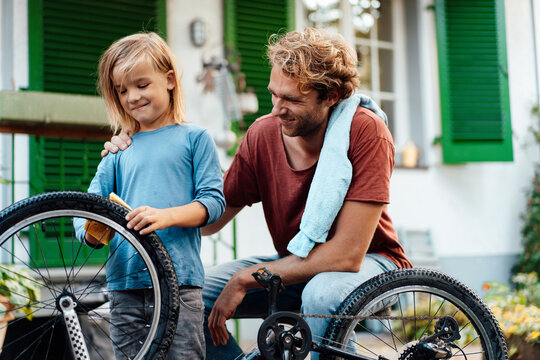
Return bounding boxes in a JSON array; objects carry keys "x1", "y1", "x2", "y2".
[
  {"x1": 357, "y1": 45, "x2": 372, "y2": 90},
  {"x1": 377, "y1": 0, "x2": 392, "y2": 42},
  {"x1": 304, "y1": 0, "x2": 341, "y2": 29},
  {"x1": 380, "y1": 99, "x2": 395, "y2": 135},
  {"x1": 303, "y1": 0, "x2": 394, "y2": 108},
  {"x1": 379, "y1": 48, "x2": 393, "y2": 93}
]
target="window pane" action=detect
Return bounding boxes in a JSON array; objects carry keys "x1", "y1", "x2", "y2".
[
  {"x1": 304, "y1": 0, "x2": 341, "y2": 29},
  {"x1": 357, "y1": 45, "x2": 372, "y2": 90},
  {"x1": 378, "y1": 0, "x2": 392, "y2": 42},
  {"x1": 379, "y1": 48, "x2": 393, "y2": 92},
  {"x1": 380, "y1": 99, "x2": 395, "y2": 135}
]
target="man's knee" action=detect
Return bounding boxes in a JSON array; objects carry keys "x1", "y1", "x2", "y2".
[
  {"x1": 301, "y1": 273, "x2": 351, "y2": 314},
  {"x1": 300, "y1": 261, "x2": 392, "y2": 315}
]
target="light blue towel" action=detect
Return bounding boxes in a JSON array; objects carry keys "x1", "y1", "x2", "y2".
[{"x1": 287, "y1": 94, "x2": 387, "y2": 258}]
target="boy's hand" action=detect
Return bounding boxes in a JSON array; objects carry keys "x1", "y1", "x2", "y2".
[
  {"x1": 84, "y1": 220, "x2": 115, "y2": 245},
  {"x1": 101, "y1": 132, "x2": 132, "y2": 157},
  {"x1": 126, "y1": 206, "x2": 172, "y2": 235},
  {"x1": 84, "y1": 231, "x2": 107, "y2": 246}
]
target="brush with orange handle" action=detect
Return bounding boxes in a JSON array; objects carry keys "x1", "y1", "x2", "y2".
[{"x1": 84, "y1": 193, "x2": 131, "y2": 245}]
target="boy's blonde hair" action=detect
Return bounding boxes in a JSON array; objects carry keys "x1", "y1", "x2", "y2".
[
  {"x1": 98, "y1": 32, "x2": 185, "y2": 134},
  {"x1": 267, "y1": 28, "x2": 360, "y2": 104}
]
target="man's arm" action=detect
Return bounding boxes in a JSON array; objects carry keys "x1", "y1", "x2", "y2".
[
  {"x1": 201, "y1": 205, "x2": 243, "y2": 236},
  {"x1": 207, "y1": 200, "x2": 384, "y2": 345}
]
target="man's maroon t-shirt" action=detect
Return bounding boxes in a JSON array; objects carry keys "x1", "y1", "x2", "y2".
[{"x1": 223, "y1": 107, "x2": 411, "y2": 269}]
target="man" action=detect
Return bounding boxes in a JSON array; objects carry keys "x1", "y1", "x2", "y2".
[{"x1": 104, "y1": 28, "x2": 411, "y2": 360}]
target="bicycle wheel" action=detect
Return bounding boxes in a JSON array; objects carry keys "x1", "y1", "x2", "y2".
[
  {"x1": 321, "y1": 268, "x2": 508, "y2": 360},
  {"x1": 0, "y1": 191, "x2": 180, "y2": 360}
]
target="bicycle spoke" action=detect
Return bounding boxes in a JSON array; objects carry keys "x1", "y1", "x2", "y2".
[
  {"x1": 398, "y1": 295, "x2": 407, "y2": 343},
  {"x1": 50, "y1": 218, "x2": 73, "y2": 293},
  {"x1": 386, "y1": 299, "x2": 399, "y2": 349},
  {"x1": 80, "y1": 316, "x2": 112, "y2": 360},
  {"x1": 73, "y1": 236, "x2": 132, "y2": 301},
  {"x1": 316, "y1": 331, "x2": 382, "y2": 357},
  {"x1": 42, "y1": 316, "x2": 59, "y2": 360},
  {"x1": 66, "y1": 231, "x2": 87, "y2": 285},
  {"x1": 3, "y1": 315, "x2": 60, "y2": 354},
  {"x1": 5, "y1": 229, "x2": 59, "y2": 297}
]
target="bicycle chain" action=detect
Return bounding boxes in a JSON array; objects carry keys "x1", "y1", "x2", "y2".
[{"x1": 299, "y1": 313, "x2": 444, "y2": 321}]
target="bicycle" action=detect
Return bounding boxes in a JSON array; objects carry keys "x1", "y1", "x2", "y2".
[
  {"x1": 0, "y1": 191, "x2": 508, "y2": 360},
  {"x1": 241, "y1": 267, "x2": 509, "y2": 360}
]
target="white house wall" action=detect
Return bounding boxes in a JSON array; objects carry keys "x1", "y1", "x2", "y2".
[{"x1": 389, "y1": 0, "x2": 539, "y2": 291}]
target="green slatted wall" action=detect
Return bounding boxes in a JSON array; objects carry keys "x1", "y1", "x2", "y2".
[
  {"x1": 435, "y1": 0, "x2": 513, "y2": 162},
  {"x1": 29, "y1": 0, "x2": 166, "y2": 94},
  {"x1": 225, "y1": 0, "x2": 294, "y2": 128}
]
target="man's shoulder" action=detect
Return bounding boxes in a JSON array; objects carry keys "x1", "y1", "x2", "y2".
[
  {"x1": 351, "y1": 107, "x2": 393, "y2": 143},
  {"x1": 244, "y1": 114, "x2": 280, "y2": 141},
  {"x1": 249, "y1": 114, "x2": 279, "y2": 131}
]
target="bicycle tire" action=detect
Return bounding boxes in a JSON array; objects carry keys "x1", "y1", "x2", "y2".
[
  {"x1": 320, "y1": 268, "x2": 508, "y2": 360},
  {"x1": 0, "y1": 191, "x2": 180, "y2": 360}
]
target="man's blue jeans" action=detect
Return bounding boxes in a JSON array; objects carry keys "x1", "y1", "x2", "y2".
[{"x1": 203, "y1": 253, "x2": 397, "y2": 360}]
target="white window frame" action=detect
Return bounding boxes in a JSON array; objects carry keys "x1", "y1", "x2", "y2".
[{"x1": 296, "y1": 0, "x2": 429, "y2": 166}]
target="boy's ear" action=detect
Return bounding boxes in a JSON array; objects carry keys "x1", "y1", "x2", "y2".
[{"x1": 166, "y1": 70, "x2": 175, "y2": 90}]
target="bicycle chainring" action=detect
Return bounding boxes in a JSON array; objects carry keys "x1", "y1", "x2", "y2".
[{"x1": 257, "y1": 311, "x2": 312, "y2": 360}]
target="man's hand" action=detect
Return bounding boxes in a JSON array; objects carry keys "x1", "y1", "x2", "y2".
[
  {"x1": 125, "y1": 206, "x2": 173, "y2": 235},
  {"x1": 207, "y1": 275, "x2": 247, "y2": 346},
  {"x1": 101, "y1": 132, "x2": 132, "y2": 157}
]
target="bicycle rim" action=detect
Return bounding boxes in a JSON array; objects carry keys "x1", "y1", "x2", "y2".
[{"x1": 0, "y1": 192, "x2": 179, "y2": 360}]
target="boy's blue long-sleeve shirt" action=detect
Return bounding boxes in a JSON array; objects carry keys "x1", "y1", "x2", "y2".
[{"x1": 74, "y1": 124, "x2": 225, "y2": 289}]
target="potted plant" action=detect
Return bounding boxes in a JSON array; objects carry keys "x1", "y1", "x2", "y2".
[{"x1": 0, "y1": 265, "x2": 41, "y2": 351}]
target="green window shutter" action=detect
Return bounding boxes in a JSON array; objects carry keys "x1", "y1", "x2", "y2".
[
  {"x1": 29, "y1": 137, "x2": 108, "y2": 267},
  {"x1": 29, "y1": 137, "x2": 104, "y2": 194},
  {"x1": 435, "y1": 0, "x2": 513, "y2": 163},
  {"x1": 28, "y1": 0, "x2": 166, "y2": 94},
  {"x1": 225, "y1": 0, "x2": 294, "y2": 128},
  {"x1": 26, "y1": 0, "x2": 166, "y2": 266}
]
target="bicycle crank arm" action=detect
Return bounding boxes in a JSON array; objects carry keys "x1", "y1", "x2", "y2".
[
  {"x1": 59, "y1": 295, "x2": 90, "y2": 360},
  {"x1": 312, "y1": 342, "x2": 389, "y2": 360}
]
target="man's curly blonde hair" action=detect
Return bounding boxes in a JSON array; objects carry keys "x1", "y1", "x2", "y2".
[{"x1": 267, "y1": 28, "x2": 360, "y2": 103}]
